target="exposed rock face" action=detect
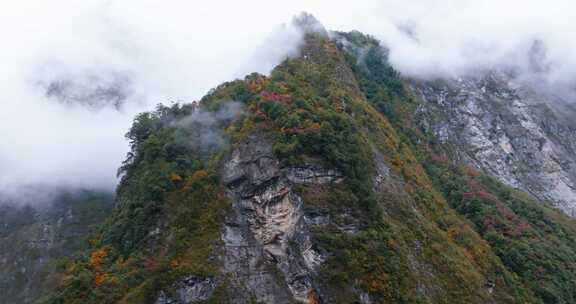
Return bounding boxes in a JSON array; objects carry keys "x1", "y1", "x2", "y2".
[
  {"x1": 285, "y1": 166, "x2": 344, "y2": 184},
  {"x1": 410, "y1": 72, "x2": 576, "y2": 216},
  {"x1": 155, "y1": 276, "x2": 217, "y2": 304},
  {"x1": 219, "y1": 133, "x2": 343, "y2": 303}
]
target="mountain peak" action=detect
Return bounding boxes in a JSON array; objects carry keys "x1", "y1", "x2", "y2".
[{"x1": 291, "y1": 12, "x2": 328, "y2": 36}]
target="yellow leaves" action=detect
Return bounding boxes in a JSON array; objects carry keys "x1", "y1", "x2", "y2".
[{"x1": 89, "y1": 248, "x2": 107, "y2": 269}]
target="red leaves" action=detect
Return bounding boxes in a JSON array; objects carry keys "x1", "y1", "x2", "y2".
[
  {"x1": 510, "y1": 221, "x2": 530, "y2": 237},
  {"x1": 463, "y1": 176, "x2": 532, "y2": 237},
  {"x1": 483, "y1": 215, "x2": 497, "y2": 229},
  {"x1": 260, "y1": 90, "x2": 292, "y2": 104},
  {"x1": 430, "y1": 154, "x2": 449, "y2": 165}
]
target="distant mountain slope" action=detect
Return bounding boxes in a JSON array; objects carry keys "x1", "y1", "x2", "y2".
[
  {"x1": 409, "y1": 71, "x2": 576, "y2": 217},
  {"x1": 0, "y1": 191, "x2": 113, "y2": 304}
]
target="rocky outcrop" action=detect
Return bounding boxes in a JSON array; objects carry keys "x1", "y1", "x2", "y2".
[
  {"x1": 219, "y1": 133, "x2": 343, "y2": 303},
  {"x1": 410, "y1": 72, "x2": 576, "y2": 216}
]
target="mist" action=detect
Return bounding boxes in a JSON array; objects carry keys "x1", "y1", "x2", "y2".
[{"x1": 1, "y1": 0, "x2": 574, "y2": 203}]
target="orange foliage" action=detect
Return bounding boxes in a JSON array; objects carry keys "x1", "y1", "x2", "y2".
[
  {"x1": 170, "y1": 259, "x2": 179, "y2": 268},
  {"x1": 463, "y1": 248, "x2": 475, "y2": 261},
  {"x1": 192, "y1": 170, "x2": 208, "y2": 181},
  {"x1": 466, "y1": 166, "x2": 479, "y2": 177},
  {"x1": 307, "y1": 292, "x2": 318, "y2": 304},
  {"x1": 89, "y1": 248, "x2": 107, "y2": 269},
  {"x1": 94, "y1": 272, "x2": 105, "y2": 285},
  {"x1": 323, "y1": 41, "x2": 339, "y2": 57},
  {"x1": 169, "y1": 173, "x2": 183, "y2": 183},
  {"x1": 308, "y1": 122, "x2": 321, "y2": 131}
]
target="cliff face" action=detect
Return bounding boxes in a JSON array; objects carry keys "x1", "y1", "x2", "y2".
[
  {"x1": 409, "y1": 72, "x2": 576, "y2": 216},
  {"x1": 220, "y1": 133, "x2": 341, "y2": 303},
  {"x1": 157, "y1": 133, "x2": 343, "y2": 304},
  {"x1": 35, "y1": 17, "x2": 576, "y2": 304}
]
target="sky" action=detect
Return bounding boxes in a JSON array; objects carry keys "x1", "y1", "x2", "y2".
[{"x1": 1, "y1": 0, "x2": 575, "y2": 202}]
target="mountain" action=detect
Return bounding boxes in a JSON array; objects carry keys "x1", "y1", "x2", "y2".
[{"x1": 6, "y1": 14, "x2": 576, "y2": 303}]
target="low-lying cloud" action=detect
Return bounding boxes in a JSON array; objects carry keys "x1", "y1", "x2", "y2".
[
  {"x1": 171, "y1": 102, "x2": 244, "y2": 156},
  {"x1": 321, "y1": 0, "x2": 576, "y2": 91},
  {"x1": 1, "y1": 0, "x2": 575, "y2": 203}
]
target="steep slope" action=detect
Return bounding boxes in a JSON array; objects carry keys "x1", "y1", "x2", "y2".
[
  {"x1": 42, "y1": 17, "x2": 576, "y2": 304},
  {"x1": 0, "y1": 191, "x2": 113, "y2": 304}
]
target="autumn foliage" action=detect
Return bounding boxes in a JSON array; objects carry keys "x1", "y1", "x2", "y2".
[
  {"x1": 169, "y1": 173, "x2": 183, "y2": 183},
  {"x1": 89, "y1": 248, "x2": 107, "y2": 269},
  {"x1": 94, "y1": 272, "x2": 105, "y2": 286}
]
